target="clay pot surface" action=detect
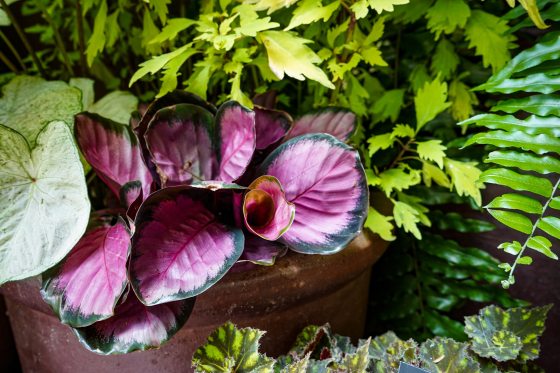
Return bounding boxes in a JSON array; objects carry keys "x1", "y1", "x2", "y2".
[{"x1": 2, "y1": 232, "x2": 387, "y2": 373}]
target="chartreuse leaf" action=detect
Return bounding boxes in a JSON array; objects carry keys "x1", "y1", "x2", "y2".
[
  {"x1": 378, "y1": 167, "x2": 421, "y2": 196},
  {"x1": 285, "y1": 0, "x2": 339, "y2": 30},
  {"x1": 449, "y1": 79, "x2": 478, "y2": 122},
  {"x1": 149, "y1": 18, "x2": 196, "y2": 45},
  {"x1": 537, "y1": 216, "x2": 560, "y2": 240},
  {"x1": 549, "y1": 197, "x2": 560, "y2": 210},
  {"x1": 464, "y1": 10, "x2": 515, "y2": 72},
  {"x1": 444, "y1": 159, "x2": 482, "y2": 206},
  {"x1": 479, "y1": 169, "x2": 553, "y2": 198},
  {"x1": 86, "y1": 0, "x2": 107, "y2": 66},
  {"x1": 365, "y1": 207, "x2": 396, "y2": 241},
  {"x1": 368, "y1": 133, "x2": 394, "y2": 156},
  {"x1": 509, "y1": 0, "x2": 548, "y2": 29},
  {"x1": 0, "y1": 76, "x2": 82, "y2": 147},
  {"x1": 416, "y1": 140, "x2": 446, "y2": 168},
  {"x1": 393, "y1": 201, "x2": 422, "y2": 239},
  {"x1": 235, "y1": 4, "x2": 280, "y2": 36},
  {"x1": 464, "y1": 304, "x2": 552, "y2": 362},
  {"x1": 486, "y1": 150, "x2": 560, "y2": 174},
  {"x1": 372, "y1": 89, "x2": 406, "y2": 122},
  {"x1": 422, "y1": 162, "x2": 451, "y2": 188},
  {"x1": 431, "y1": 38, "x2": 459, "y2": 80},
  {"x1": 486, "y1": 193, "x2": 543, "y2": 215},
  {"x1": 130, "y1": 44, "x2": 193, "y2": 87},
  {"x1": 368, "y1": 0, "x2": 410, "y2": 14},
  {"x1": 192, "y1": 322, "x2": 274, "y2": 372},
  {"x1": 465, "y1": 130, "x2": 560, "y2": 155},
  {"x1": 259, "y1": 31, "x2": 334, "y2": 89},
  {"x1": 391, "y1": 124, "x2": 415, "y2": 139},
  {"x1": 419, "y1": 338, "x2": 480, "y2": 373},
  {"x1": 487, "y1": 209, "x2": 532, "y2": 234},
  {"x1": 426, "y1": 0, "x2": 470, "y2": 38},
  {"x1": 0, "y1": 122, "x2": 90, "y2": 285},
  {"x1": 527, "y1": 236, "x2": 557, "y2": 259},
  {"x1": 414, "y1": 79, "x2": 451, "y2": 130}
]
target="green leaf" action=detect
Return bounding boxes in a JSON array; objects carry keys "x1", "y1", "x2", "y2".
[
  {"x1": 391, "y1": 124, "x2": 415, "y2": 139},
  {"x1": 464, "y1": 10, "x2": 515, "y2": 72},
  {"x1": 149, "y1": 18, "x2": 196, "y2": 45},
  {"x1": 89, "y1": 91, "x2": 139, "y2": 124},
  {"x1": 0, "y1": 122, "x2": 90, "y2": 285},
  {"x1": 486, "y1": 150, "x2": 560, "y2": 174},
  {"x1": 498, "y1": 241, "x2": 522, "y2": 255},
  {"x1": 0, "y1": 76, "x2": 82, "y2": 147},
  {"x1": 462, "y1": 114, "x2": 560, "y2": 137},
  {"x1": 373, "y1": 338, "x2": 420, "y2": 371},
  {"x1": 69, "y1": 78, "x2": 95, "y2": 110},
  {"x1": 368, "y1": 331, "x2": 402, "y2": 360},
  {"x1": 331, "y1": 339, "x2": 371, "y2": 372},
  {"x1": 444, "y1": 159, "x2": 482, "y2": 206},
  {"x1": 372, "y1": 89, "x2": 406, "y2": 122},
  {"x1": 86, "y1": 0, "x2": 107, "y2": 67},
  {"x1": 464, "y1": 305, "x2": 552, "y2": 361},
  {"x1": 517, "y1": 255, "x2": 533, "y2": 265},
  {"x1": 414, "y1": 79, "x2": 451, "y2": 130},
  {"x1": 378, "y1": 167, "x2": 422, "y2": 196},
  {"x1": 426, "y1": 0, "x2": 471, "y2": 38},
  {"x1": 486, "y1": 193, "x2": 543, "y2": 215},
  {"x1": 416, "y1": 140, "x2": 446, "y2": 168},
  {"x1": 367, "y1": 133, "x2": 394, "y2": 156},
  {"x1": 365, "y1": 207, "x2": 396, "y2": 241},
  {"x1": 431, "y1": 38, "x2": 459, "y2": 80},
  {"x1": 260, "y1": 31, "x2": 334, "y2": 89},
  {"x1": 355, "y1": 0, "x2": 410, "y2": 16},
  {"x1": 487, "y1": 209, "x2": 533, "y2": 234},
  {"x1": 192, "y1": 321, "x2": 274, "y2": 373},
  {"x1": 236, "y1": 4, "x2": 280, "y2": 37},
  {"x1": 491, "y1": 95, "x2": 560, "y2": 117},
  {"x1": 422, "y1": 162, "x2": 451, "y2": 188},
  {"x1": 537, "y1": 216, "x2": 560, "y2": 240},
  {"x1": 0, "y1": 0, "x2": 19, "y2": 26},
  {"x1": 449, "y1": 80, "x2": 478, "y2": 122},
  {"x1": 430, "y1": 211, "x2": 494, "y2": 233},
  {"x1": 527, "y1": 236, "x2": 557, "y2": 260},
  {"x1": 419, "y1": 338, "x2": 480, "y2": 373},
  {"x1": 149, "y1": 0, "x2": 171, "y2": 24},
  {"x1": 479, "y1": 168, "x2": 553, "y2": 198},
  {"x1": 130, "y1": 44, "x2": 193, "y2": 87},
  {"x1": 549, "y1": 196, "x2": 560, "y2": 210},
  {"x1": 465, "y1": 130, "x2": 560, "y2": 155},
  {"x1": 393, "y1": 201, "x2": 422, "y2": 239},
  {"x1": 285, "y1": 0, "x2": 339, "y2": 30}
]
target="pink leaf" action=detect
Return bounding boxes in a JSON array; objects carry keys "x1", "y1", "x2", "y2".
[
  {"x1": 284, "y1": 108, "x2": 356, "y2": 142},
  {"x1": 254, "y1": 106, "x2": 292, "y2": 150},
  {"x1": 239, "y1": 234, "x2": 287, "y2": 265}
]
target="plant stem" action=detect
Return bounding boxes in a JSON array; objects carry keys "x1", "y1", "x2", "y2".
[
  {"x1": 387, "y1": 138, "x2": 413, "y2": 170},
  {"x1": 394, "y1": 29, "x2": 401, "y2": 89},
  {"x1": 0, "y1": 50, "x2": 18, "y2": 73},
  {"x1": 0, "y1": 29, "x2": 25, "y2": 71},
  {"x1": 75, "y1": 0, "x2": 88, "y2": 76},
  {"x1": 36, "y1": 0, "x2": 74, "y2": 76},
  {"x1": 0, "y1": 0, "x2": 47, "y2": 78},
  {"x1": 508, "y1": 176, "x2": 560, "y2": 283}
]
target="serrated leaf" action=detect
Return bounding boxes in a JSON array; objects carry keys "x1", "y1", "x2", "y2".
[
  {"x1": 464, "y1": 10, "x2": 515, "y2": 72},
  {"x1": 465, "y1": 130, "x2": 560, "y2": 155},
  {"x1": 192, "y1": 322, "x2": 274, "y2": 372},
  {"x1": 431, "y1": 38, "x2": 459, "y2": 80},
  {"x1": 537, "y1": 216, "x2": 560, "y2": 240},
  {"x1": 149, "y1": 18, "x2": 195, "y2": 45},
  {"x1": 479, "y1": 168, "x2": 553, "y2": 198},
  {"x1": 449, "y1": 80, "x2": 479, "y2": 122},
  {"x1": 486, "y1": 150, "x2": 560, "y2": 174},
  {"x1": 393, "y1": 201, "x2": 422, "y2": 239},
  {"x1": 415, "y1": 79, "x2": 451, "y2": 130},
  {"x1": 486, "y1": 193, "x2": 543, "y2": 215},
  {"x1": 372, "y1": 89, "x2": 406, "y2": 122},
  {"x1": 464, "y1": 305, "x2": 552, "y2": 361},
  {"x1": 260, "y1": 31, "x2": 334, "y2": 89},
  {"x1": 378, "y1": 167, "x2": 422, "y2": 196},
  {"x1": 417, "y1": 140, "x2": 446, "y2": 168},
  {"x1": 527, "y1": 236, "x2": 557, "y2": 259},
  {"x1": 368, "y1": 0, "x2": 410, "y2": 14},
  {"x1": 285, "y1": 0, "x2": 339, "y2": 30},
  {"x1": 130, "y1": 44, "x2": 193, "y2": 86},
  {"x1": 86, "y1": 0, "x2": 107, "y2": 67},
  {"x1": 422, "y1": 162, "x2": 451, "y2": 188},
  {"x1": 236, "y1": 4, "x2": 280, "y2": 36},
  {"x1": 365, "y1": 207, "x2": 395, "y2": 241},
  {"x1": 487, "y1": 209, "x2": 533, "y2": 234},
  {"x1": 426, "y1": 0, "x2": 470, "y2": 38},
  {"x1": 332, "y1": 338, "x2": 370, "y2": 372},
  {"x1": 419, "y1": 337, "x2": 480, "y2": 373},
  {"x1": 391, "y1": 124, "x2": 415, "y2": 139},
  {"x1": 368, "y1": 133, "x2": 394, "y2": 156},
  {"x1": 444, "y1": 159, "x2": 482, "y2": 206},
  {"x1": 0, "y1": 122, "x2": 90, "y2": 285}
]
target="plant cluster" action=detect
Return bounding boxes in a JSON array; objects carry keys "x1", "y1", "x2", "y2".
[{"x1": 192, "y1": 304, "x2": 551, "y2": 372}]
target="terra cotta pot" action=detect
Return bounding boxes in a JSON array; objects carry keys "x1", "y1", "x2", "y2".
[{"x1": 1, "y1": 232, "x2": 387, "y2": 373}]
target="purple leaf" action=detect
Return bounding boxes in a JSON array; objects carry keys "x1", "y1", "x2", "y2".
[
  {"x1": 259, "y1": 134, "x2": 368, "y2": 254},
  {"x1": 130, "y1": 186, "x2": 244, "y2": 305},
  {"x1": 238, "y1": 234, "x2": 287, "y2": 265},
  {"x1": 75, "y1": 113, "x2": 152, "y2": 198},
  {"x1": 243, "y1": 175, "x2": 295, "y2": 241},
  {"x1": 41, "y1": 220, "x2": 131, "y2": 327},
  {"x1": 284, "y1": 108, "x2": 356, "y2": 142},
  {"x1": 253, "y1": 91, "x2": 277, "y2": 109},
  {"x1": 120, "y1": 181, "x2": 143, "y2": 221},
  {"x1": 214, "y1": 101, "x2": 256, "y2": 182},
  {"x1": 254, "y1": 106, "x2": 292, "y2": 150},
  {"x1": 144, "y1": 104, "x2": 215, "y2": 186},
  {"x1": 73, "y1": 294, "x2": 195, "y2": 354}
]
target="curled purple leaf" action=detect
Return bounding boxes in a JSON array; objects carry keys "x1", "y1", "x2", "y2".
[
  {"x1": 285, "y1": 108, "x2": 356, "y2": 142},
  {"x1": 238, "y1": 234, "x2": 288, "y2": 266}
]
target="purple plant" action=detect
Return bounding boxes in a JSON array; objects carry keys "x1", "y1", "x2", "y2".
[{"x1": 40, "y1": 91, "x2": 368, "y2": 354}]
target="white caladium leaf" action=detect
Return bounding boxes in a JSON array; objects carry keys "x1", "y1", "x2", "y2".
[
  {"x1": 0, "y1": 76, "x2": 82, "y2": 146},
  {"x1": 0, "y1": 121, "x2": 90, "y2": 285}
]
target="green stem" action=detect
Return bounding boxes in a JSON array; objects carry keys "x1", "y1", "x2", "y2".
[
  {"x1": 75, "y1": 0, "x2": 88, "y2": 75},
  {"x1": 0, "y1": 29, "x2": 25, "y2": 71},
  {"x1": 394, "y1": 29, "x2": 401, "y2": 89},
  {"x1": 0, "y1": 0, "x2": 46, "y2": 77},
  {"x1": 36, "y1": 0, "x2": 74, "y2": 76},
  {"x1": 387, "y1": 138, "x2": 413, "y2": 170},
  {"x1": 0, "y1": 49, "x2": 18, "y2": 73},
  {"x1": 508, "y1": 176, "x2": 560, "y2": 283}
]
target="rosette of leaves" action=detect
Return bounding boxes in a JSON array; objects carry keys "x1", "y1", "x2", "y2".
[
  {"x1": 368, "y1": 188, "x2": 526, "y2": 342},
  {"x1": 192, "y1": 304, "x2": 551, "y2": 372},
  {"x1": 462, "y1": 32, "x2": 560, "y2": 288},
  {"x1": 39, "y1": 91, "x2": 369, "y2": 354}
]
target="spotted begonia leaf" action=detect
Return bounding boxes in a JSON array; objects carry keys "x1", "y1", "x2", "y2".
[
  {"x1": 192, "y1": 321, "x2": 275, "y2": 373},
  {"x1": 254, "y1": 106, "x2": 292, "y2": 150},
  {"x1": 243, "y1": 176, "x2": 295, "y2": 241},
  {"x1": 74, "y1": 294, "x2": 195, "y2": 354},
  {"x1": 144, "y1": 104, "x2": 215, "y2": 186},
  {"x1": 259, "y1": 134, "x2": 368, "y2": 254},
  {"x1": 284, "y1": 108, "x2": 356, "y2": 142},
  {"x1": 0, "y1": 122, "x2": 90, "y2": 285},
  {"x1": 75, "y1": 112, "x2": 152, "y2": 198},
  {"x1": 214, "y1": 101, "x2": 256, "y2": 182},
  {"x1": 41, "y1": 221, "x2": 131, "y2": 327},
  {"x1": 464, "y1": 304, "x2": 552, "y2": 362},
  {"x1": 0, "y1": 76, "x2": 82, "y2": 146},
  {"x1": 130, "y1": 186, "x2": 244, "y2": 305},
  {"x1": 419, "y1": 338, "x2": 480, "y2": 373}
]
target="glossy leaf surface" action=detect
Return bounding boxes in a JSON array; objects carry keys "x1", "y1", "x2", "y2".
[{"x1": 285, "y1": 108, "x2": 356, "y2": 142}]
